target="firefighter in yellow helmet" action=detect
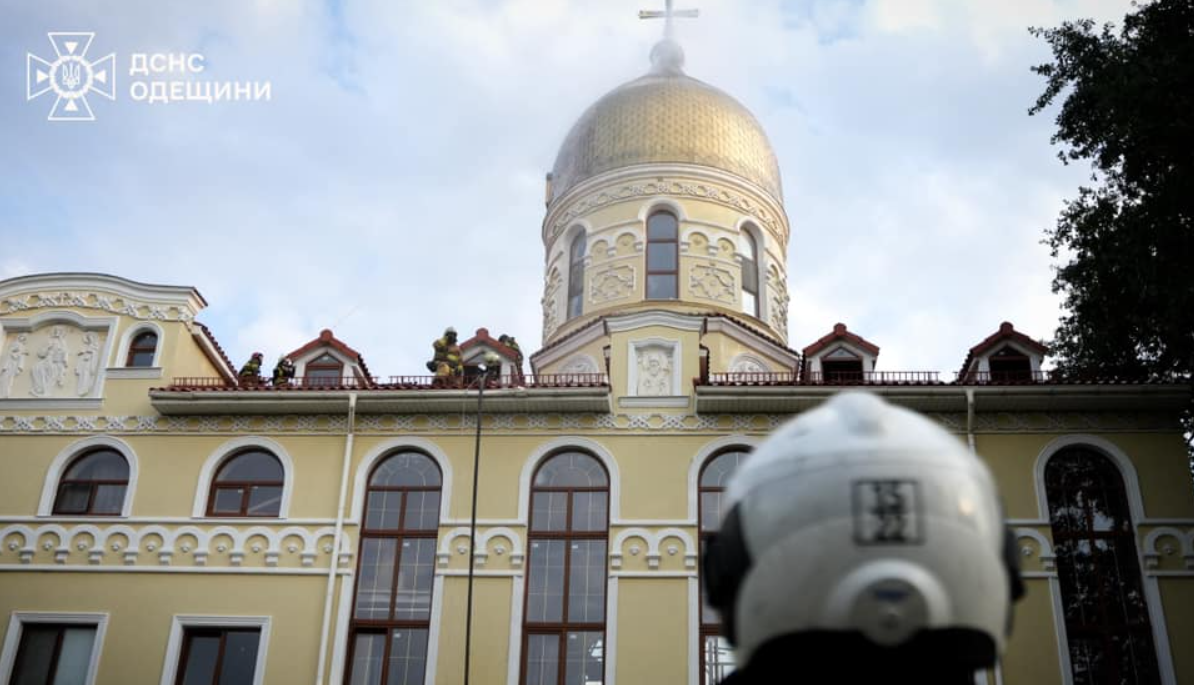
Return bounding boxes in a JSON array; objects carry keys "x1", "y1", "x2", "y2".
[{"x1": 427, "y1": 327, "x2": 463, "y2": 378}]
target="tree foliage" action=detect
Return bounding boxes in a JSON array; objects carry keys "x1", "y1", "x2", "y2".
[{"x1": 1030, "y1": 0, "x2": 1194, "y2": 381}]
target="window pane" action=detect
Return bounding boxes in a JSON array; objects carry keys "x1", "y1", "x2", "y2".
[
  {"x1": 218, "y1": 452, "x2": 283, "y2": 481},
  {"x1": 701, "y1": 452, "x2": 747, "y2": 489},
  {"x1": 65, "y1": 450, "x2": 129, "y2": 480},
  {"x1": 646, "y1": 244, "x2": 676, "y2": 271},
  {"x1": 700, "y1": 492, "x2": 723, "y2": 533},
  {"x1": 371, "y1": 453, "x2": 441, "y2": 487},
  {"x1": 12, "y1": 626, "x2": 57, "y2": 685},
  {"x1": 54, "y1": 483, "x2": 91, "y2": 514},
  {"x1": 51, "y1": 627, "x2": 96, "y2": 685},
  {"x1": 394, "y1": 539, "x2": 436, "y2": 621},
  {"x1": 527, "y1": 540, "x2": 566, "y2": 623},
  {"x1": 564, "y1": 632, "x2": 604, "y2": 685},
  {"x1": 179, "y1": 634, "x2": 220, "y2": 685},
  {"x1": 92, "y1": 485, "x2": 126, "y2": 514},
  {"x1": 567, "y1": 541, "x2": 606, "y2": 623},
  {"x1": 526, "y1": 635, "x2": 560, "y2": 685},
  {"x1": 742, "y1": 292, "x2": 757, "y2": 317},
  {"x1": 647, "y1": 212, "x2": 677, "y2": 241},
  {"x1": 703, "y1": 635, "x2": 737, "y2": 684},
  {"x1": 247, "y1": 486, "x2": 283, "y2": 516},
  {"x1": 741, "y1": 260, "x2": 758, "y2": 292},
  {"x1": 532, "y1": 492, "x2": 569, "y2": 532},
  {"x1": 403, "y1": 491, "x2": 441, "y2": 531},
  {"x1": 349, "y1": 633, "x2": 386, "y2": 685},
  {"x1": 646, "y1": 275, "x2": 677, "y2": 300},
  {"x1": 386, "y1": 629, "x2": 428, "y2": 685},
  {"x1": 535, "y1": 453, "x2": 607, "y2": 487},
  {"x1": 212, "y1": 487, "x2": 245, "y2": 514},
  {"x1": 355, "y1": 539, "x2": 397, "y2": 619},
  {"x1": 307, "y1": 367, "x2": 343, "y2": 380},
  {"x1": 218, "y1": 630, "x2": 261, "y2": 685},
  {"x1": 570, "y1": 492, "x2": 607, "y2": 532},
  {"x1": 129, "y1": 350, "x2": 155, "y2": 367},
  {"x1": 366, "y1": 491, "x2": 403, "y2": 530}
]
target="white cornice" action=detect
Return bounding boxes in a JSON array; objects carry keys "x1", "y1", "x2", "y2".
[
  {"x1": 543, "y1": 163, "x2": 789, "y2": 243},
  {"x1": 530, "y1": 320, "x2": 608, "y2": 371},
  {"x1": 0, "y1": 273, "x2": 206, "y2": 315},
  {"x1": 605, "y1": 310, "x2": 705, "y2": 334},
  {"x1": 704, "y1": 316, "x2": 798, "y2": 366}
]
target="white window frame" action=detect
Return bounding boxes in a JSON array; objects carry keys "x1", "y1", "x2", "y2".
[
  {"x1": 192, "y1": 437, "x2": 294, "y2": 519},
  {"x1": 0, "y1": 611, "x2": 109, "y2": 685},
  {"x1": 38, "y1": 435, "x2": 139, "y2": 518},
  {"x1": 159, "y1": 615, "x2": 271, "y2": 685},
  {"x1": 108, "y1": 320, "x2": 165, "y2": 378}
]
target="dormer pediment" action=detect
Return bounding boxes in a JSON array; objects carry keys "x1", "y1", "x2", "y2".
[
  {"x1": 959, "y1": 322, "x2": 1049, "y2": 381},
  {"x1": 801, "y1": 323, "x2": 879, "y2": 378},
  {"x1": 284, "y1": 329, "x2": 370, "y2": 384}
]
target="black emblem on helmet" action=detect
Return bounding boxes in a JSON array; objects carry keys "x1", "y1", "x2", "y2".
[{"x1": 853, "y1": 480, "x2": 922, "y2": 544}]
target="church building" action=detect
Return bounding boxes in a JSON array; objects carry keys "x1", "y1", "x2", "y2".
[{"x1": 1, "y1": 12, "x2": 1192, "y2": 685}]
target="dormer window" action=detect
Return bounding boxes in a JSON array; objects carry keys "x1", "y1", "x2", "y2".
[
  {"x1": 741, "y1": 231, "x2": 759, "y2": 317},
  {"x1": 305, "y1": 352, "x2": 343, "y2": 387},
  {"x1": 125, "y1": 331, "x2": 158, "y2": 367},
  {"x1": 989, "y1": 346, "x2": 1032, "y2": 381},
  {"x1": 568, "y1": 233, "x2": 586, "y2": 319},
  {"x1": 646, "y1": 211, "x2": 679, "y2": 299},
  {"x1": 821, "y1": 347, "x2": 863, "y2": 381}
]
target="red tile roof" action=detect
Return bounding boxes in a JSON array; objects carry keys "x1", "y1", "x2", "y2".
[
  {"x1": 802, "y1": 323, "x2": 880, "y2": 357},
  {"x1": 193, "y1": 322, "x2": 236, "y2": 380},
  {"x1": 459, "y1": 327, "x2": 523, "y2": 362},
  {"x1": 958, "y1": 322, "x2": 1049, "y2": 375},
  {"x1": 284, "y1": 328, "x2": 373, "y2": 378}
]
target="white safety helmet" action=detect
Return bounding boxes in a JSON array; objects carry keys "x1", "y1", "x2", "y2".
[{"x1": 704, "y1": 391, "x2": 1023, "y2": 675}]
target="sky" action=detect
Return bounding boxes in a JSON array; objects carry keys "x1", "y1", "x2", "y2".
[{"x1": 0, "y1": 0, "x2": 1135, "y2": 379}]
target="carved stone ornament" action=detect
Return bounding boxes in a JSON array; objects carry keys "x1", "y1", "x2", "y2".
[
  {"x1": 589, "y1": 265, "x2": 635, "y2": 304},
  {"x1": 771, "y1": 286, "x2": 790, "y2": 337},
  {"x1": 690, "y1": 263, "x2": 735, "y2": 303},
  {"x1": 635, "y1": 345, "x2": 674, "y2": 396},
  {"x1": 1, "y1": 325, "x2": 106, "y2": 400},
  {"x1": 551, "y1": 179, "x2": 777, "y2": 237},
  {"x1": 542, "y1": 270, "x2": 561, "y2": 336},
  {"x1": 729, "y1": 354, "x2": 769, "y2": 373},
  {"x1": 0, "y1": 291, "x2": 193, "y2": 322},
  {"x1": 561, "y1": 355, "x2": 599, "y2": 375}
]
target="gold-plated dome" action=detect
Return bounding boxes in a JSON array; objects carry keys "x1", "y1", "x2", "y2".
[{"x1": 550, "y1": 43, "x2": 782, "y2": 204}]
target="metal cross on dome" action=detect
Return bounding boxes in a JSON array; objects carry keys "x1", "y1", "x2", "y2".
[{"x1": 639, "y1": 0, "x2": 699, "y2": 41}]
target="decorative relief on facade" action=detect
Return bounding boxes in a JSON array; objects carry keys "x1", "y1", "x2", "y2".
[
  {"x1": 635, "y1": 345, "x2": 674, "y2": 396},
  {"x1": 728, "y1": 354, "x2": 770, "y2": 373},
  {"x1": 1141, "y1": 527, "x2": 1194, "y2": 570},
  {"x1": 615, "y1": 232, "x2": 639, "y2": 256},
  {"x1": 1, "y1": 325, "x2": 108, "y2": 400},
  {"x1": 0, "y1": 412, "x2": 1180, "y2": 434},
  {"x1": 610, "y1": 527, "x2": 697, "y2": 570},
  {"x1": 687, "y1": 231, "x2": 708, "y2": 255},
  {"x1": 0, "y1": 291, "x2": 194, "y2": 322},
  {"x1": 770, "y1": 286, "x2": 790, "y2": 337},
  {"x1": 550, "y1": 179, "x2": 778, "y2": 237},
  {"x1": 541, "y1": 269, "x2": 561, "y2": 336},
  {"x1": 689, "y1": 263, "x2": 735, "y2": 303},
  {"x1": 589, "y1": 265, "x2": 635, "y2": 304},
  {"x1": 0, "y1": 522, "x2": 351, "y2": 570},
  {"x1": 590, "y1": 239, "x2": 610, "y2": 262},
  {"x1": 717, "y1": 238, "x2": 735, "y2": 259},
  {"x1": 560, "y1": 355, "x2": 599, "y2": 375},
  {"x1": 436, "y1": 526, "x2": 524, "y2": 569}
]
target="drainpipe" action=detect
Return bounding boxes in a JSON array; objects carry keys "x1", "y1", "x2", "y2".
[
  {"x1": 316, "y1": 392, "x2": 357, "y2": 685},
  {"x1": 965, "y1": 388, "x2": 976, "y2": 453}
]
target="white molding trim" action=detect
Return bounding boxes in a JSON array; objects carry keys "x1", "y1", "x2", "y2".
[
  {"x1": 0, "y1": 611, "x2": 109, "y2": 685},
  {"x1": 703, "y1": 317, "x2": 799, "y2": 367},
  {"x1": 687, "y1": 576, "x2": 699, "y2": 685},
  {"x1": 0, "y1": 273, "x2": 205, "y2": 316},
  {"x1": 687, "y1": 435, "x2": 759, "y2": 521},
  {"x1": 517, "y1": 437, "x2": 621, "y2": 522},
  {"x1": 627, "y1": 337, "x2": 681, "y2": 398},
  {"x1": 104, "y1": 366, "x2": 163, "y2": 380},
  {"x1": 606, "y1": 310, "x2": 703, "y2": 334},
  {"x1": 111, "y1": 320, "x2": 165, "y2": 369},
  {"x1": 191, "y1": 437, "x2": 296, "y2": 518},
  {"x1": 424, "y1": 574, "x2": 445, "y2": 685},
  {"x1": 506, "y1": 574, "x2": 525, "y2": 685},
  {"x1": 436, "y1": 526, "x2": 525, "y2": 569},
  {"x1": 328, "y1": 571, "x2": 354, "y2": 684},
  {"x1": 531, "y1": 320, "x2": 607, "y2": 371},
  {"x1": 637, "y1": 196, "x2": 690, "y2": 225},
  {"x1": 1032, "y1": 435, "x2": 1147, "y2": 521},
  {"x1": 735, "y1": 220, "x2": 769, "y2": 324},
  {"x1": 1032, "y1": 434, "x2": 1177, "y2": 685},
  {"x1": 618, "y1": 396, "x2": 689, "y2": 408},
  {"x1": 606, "y1": 576, "x2": 619, "y2": 685},
  {"x1": 159, "y1": 615, "x2": 271, "y2": 685},
  {"x1": 1047, "y1": 577, "x2": 1072, "y2": 685},
  {"x1": 0, "y1": 565, "x2": 351, "y2": 575},
  {"x1": 349, "y1": 438, "x2": 453, "y2": 525},
  {"x1": 610, "y1": 527, "x2": 696, "y2": 570},
  {"x1": 38, "y1": 435, "x2": 139, "y2": 517}
]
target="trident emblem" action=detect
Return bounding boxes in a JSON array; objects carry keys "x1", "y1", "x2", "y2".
[{"x1": 27, "y1": 32, "x2": 115, "y2": 121}]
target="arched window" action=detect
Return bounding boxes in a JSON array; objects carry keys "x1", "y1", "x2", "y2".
[
  {"x1": 305, "y1": 353, "x2": 344, "y2": 387},
  {"x1": 1045, "y1": 447, "x2": 1160, "y2": 685},
  {"x1": 568, "y1": 233, "x2": 586, "y2": 319},
  {"x1": 522, "y1": 451, "x2": 609, "y2": 685},
  {"x1": 52, "y1": 449, "x2": 130, "y2": 515},
  {"x1": 741, "y1": 231, "x2": 759, "y2": 318},
  {"x1": 126, "y1": 331, "x2": 158, "y2": 367},
  {"x1": 206, "y1": 450, "x2": 284, "y2": 517},
  {"x1": 646, "y1": 211, "x2": 679, "y2": 300},
  {"x1": 346, "y1": 451, "x2": 442, "y2": 685},
  {"x1": 698, "y1": 448, "x2": 749, "y2": 685}
]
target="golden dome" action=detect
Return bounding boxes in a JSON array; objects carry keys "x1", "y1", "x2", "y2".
[{"x1": 550, "y1": 41, "x2": 782, "y2": 205}]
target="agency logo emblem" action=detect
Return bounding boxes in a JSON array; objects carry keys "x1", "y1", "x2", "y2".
[{"x1": 27, "y1": 32, "x2": 116, "y2": 121}]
